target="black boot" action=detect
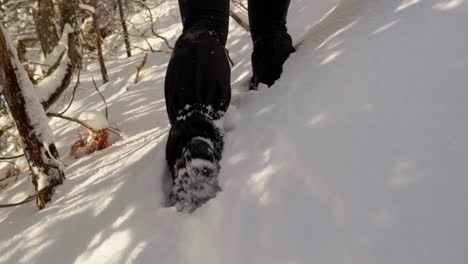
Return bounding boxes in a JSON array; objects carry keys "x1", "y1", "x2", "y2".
[
  {"x1": 250, "y1": 31, "x2": 296, "y2": 90},
  {"x1": 166, "y1": 112, "x2": 224, "y2": 212},
  {"x1": 169, "y1": 136, "x2": 222, "y2": 213}
]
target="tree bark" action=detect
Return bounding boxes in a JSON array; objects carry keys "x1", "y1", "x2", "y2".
[
  {"x1": 59, "y1": 0, "x2": 80, "y2": 68},
  {"x1": 0, "y1": 24, "x2": 64, "y2": 210},
  {"x1": 117, "y1": 0, "x2": 132, "y2": 57},
  {"x1": 91, "y1": 0, "x2": 109, "y2": 83},
  {"x1": 33, "y1": 0, "x2": 60, "y2": 56}
]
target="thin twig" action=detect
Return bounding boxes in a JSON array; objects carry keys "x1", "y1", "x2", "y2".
[
  {"x1": 0, "y1": 160, "x2": 21, "y2": 182},
  {"x1": 142, "y1": 35, "x2": 155, "y2": 52},
  {"x1": 125, "y1": 16, "x2": 173, "y2": 50},
  {"x1": 0, "y1": 160, "x2": 16, "y2": 166},
  {"x1": 0, "y1": 154, "x2": 24, "y2": 160},
  {"x1": 101, "y1": 2, "x2": 172, "y2": 51},
  {"x1": 91, "y1": 78, "x2": 109, "y2": 119},
  {"x1": 231, "y1": 0, "x2": 248, "y2": 13},
  {"x1": 0, "y1": 195, "x2": 36, "y2": 208},
  {"x1": 128, "y1": 43, "x2": 170, "y2": 54},
  {"x1": 134, "y1": 53, "x2": 148, "y2": 84},
  {"x1": 0, "y1": 123, "x2": 15, "y2": 139},
  {"x1": 27, "y1": 61, "x2": 51, "y2": 67},
  {"x1": 134, "y1": 0, "x2": 173, "y2": 49},
  {"x1": 58, "y1": 45, "x2": 84, "y2": 115},
  {"x1": 58, "y1": 69, "x2": 81, "y2": 115},
  {"x1": 229, "y1": 9, "x2": 250, "y2": 32},
  {"x1": 0, "y1": 186, "x2": 53, "y2": 209},
  {"x1": 107, "y1": 126, "x2": 121, "y2": 136},
  {"x1": 47, "y1": 112, "x2": 99, "y2": 133}
]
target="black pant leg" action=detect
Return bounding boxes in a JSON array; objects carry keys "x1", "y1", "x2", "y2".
[
  {"x1": 178, "y1": 0, "x2": 230, "y2": 45},
  {"x1": 248, "y1": 0, "x2": 291, "y2": 41},
  {"x1": 165, "y1": 0, "x2": 231, "y2": 171},
  {"x1": 247, "y1": 0, "x2": 295, "y2": 87}
]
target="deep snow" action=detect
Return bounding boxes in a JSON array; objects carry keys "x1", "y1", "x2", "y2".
[{"x1": 1, "y1": 0, "x2": 468, "y2": 263}]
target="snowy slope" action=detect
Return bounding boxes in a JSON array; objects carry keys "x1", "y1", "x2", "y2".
[
  {"x1": 1, "y1": 0, "x2": 468, "y2": 263},
  {"x1": 221, "y1": 1, "x2": 468, "y2": 263}
]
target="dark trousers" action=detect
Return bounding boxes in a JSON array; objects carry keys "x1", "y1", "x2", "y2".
[
  {"x1": 165, "y1": 0, "x2": 291, "y2": 171},
  {"x1": 176, "y1": 0, "x2": 291, "y2": 45}
]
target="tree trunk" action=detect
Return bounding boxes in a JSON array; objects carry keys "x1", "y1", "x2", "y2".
[
  {"x1": 0, "y1": 24, "x2": 64, "y2": 210},
  {"x1": 59, "y1": 0, "x2": 80, "y2": 68},
  {"x1": 91, "y1": 0, "x2": 109, "y2": 83},
  {"x1": 117, "y1": 0, "x2": 132, "y2": 57},
  {"x1": 33, "y1": 0, "x2": 59, "y2": 56}
]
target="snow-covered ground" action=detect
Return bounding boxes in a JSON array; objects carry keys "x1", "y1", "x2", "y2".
[{"x1": 1, "y1": 0, "x2": 468, "y2": 263}]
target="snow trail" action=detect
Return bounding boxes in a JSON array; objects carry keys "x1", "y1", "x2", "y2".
[{"x1": 1, "y1": 0, "x2": 468, "y2": 263}]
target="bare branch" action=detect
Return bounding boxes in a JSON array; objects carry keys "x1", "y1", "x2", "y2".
[
  {"x1": 27, "y1": 61, "x2": 51, "y2": 67},
  {"x1": 230, "y1": 10, "x2": 250, "y2": 32},
  {"x1": 134, "y1": 53, "x2": 148, "y2": 84},
  {"x1": 47, "y1": 112, "x2": 99, "y2": 133},
  {"x1": 0, "y1": 124, "x2": 15, "y2": 138},
  {"x1": 231, "y1": 0, "x2": 248, "y2": 13},
  {"x1": 125, "y1": 5, "x2": 173, "y2": 50},
  {"x1": 91, "y1": 78, "x2": 108, "y2": 119},
  {"x1": 58, "y1": 65, "x2": 81, "y2": 115},
  {"x1": 0, "y1": 160, "x2": 21, "y2": 182},
  {"x1": 0, "y1": 154, "x2": 24, "y2": 160},
  {"x1": 230, "y1": 1, "x2": 250, "y2": 32},
  {"x1": 0, "y1": 186, "x2": 53, "y2": 209},
  {"x1": 0, "y1": 194, "x2": 36, "y2": 208}
]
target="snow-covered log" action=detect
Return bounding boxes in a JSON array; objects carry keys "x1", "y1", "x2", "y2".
[
  {"x1": 34, "y1": 0, "x2": 82, "y2": 111},
  {"x1": 35, "y1": 24, "x2": 74, "y2": 109},
  {"x1": 38, "y1": 23, "x2": 76, "y2": 110},
  {"x1": 0, "y1": 23, "x2": 64, "y2": 210},
  {"x1": 41, "y1": 24, "x2": 74, "y2": 73}
]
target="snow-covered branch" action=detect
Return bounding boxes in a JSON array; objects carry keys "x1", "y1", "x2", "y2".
[
  {"x1": 36, "y1": 50, "x2": 71, "y2": 103},
  {"x1": 79, "y1": 4, "x2": 96, "y2": 14},
  {"x1": 38, "y1": 23, "x2": 77, "y2": 110},
  {"x1": 41, "y1": 24, "x2": 74, "y2": 73}
]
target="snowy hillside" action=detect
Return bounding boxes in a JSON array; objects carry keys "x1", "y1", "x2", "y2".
[{"x1": 1, "y1": 0, "x2": 468, "y2": 263}]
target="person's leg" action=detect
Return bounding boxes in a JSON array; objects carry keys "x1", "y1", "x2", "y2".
[
  {"x1": 248, "y1": 0, "x2": 295, "y2": 89},
  {"x1": 248, "y1": 0, "x2": 291, "y2": 41},
  {"x1": 165, "y1": 0, "x2": 231, "y2": 212},
  {"x1": 178, "y1": 0, "x2": 229, "y2": 45}
]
